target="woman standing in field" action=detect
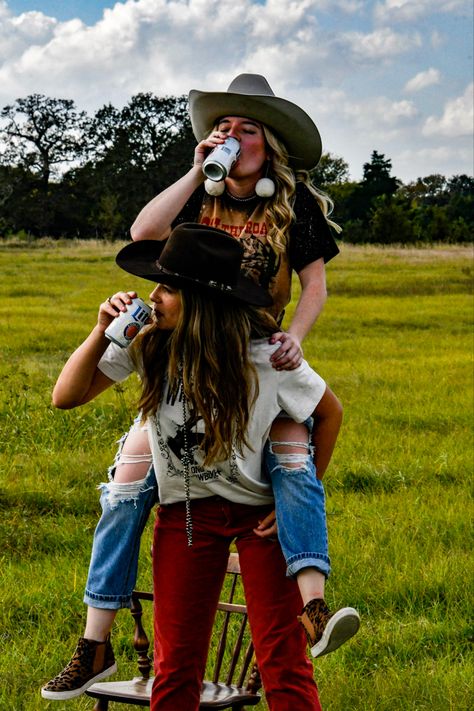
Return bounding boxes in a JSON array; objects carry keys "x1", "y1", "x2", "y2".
[
  {"x1": 42, "y1": 74, "x2": 353, "y2": 701},
  {"x1": 47, "y1": 223, "x2": 355, "y2": 710}
]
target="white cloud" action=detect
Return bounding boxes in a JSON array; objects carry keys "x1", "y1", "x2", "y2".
[
  {"x1": 249, "y1": 0, "x2": 314, "y2": 35},
  {"x1": 405, "y1": 68, "x2": 441, "y2": 92},
  {"x1": 374, "y1": 0, "x2": 471, "y2": 24},
  {"x1": 300, "y1": 87, "x2": 418, "y2": 141},
  {"x1": 297, "y1": 0, "x2": 365, "y2": 12},
  {"x1": 11, "y1": 10, "x2": 56, "y2": 37},
  {"x1": 430, "y1": 30, "x2": 445, "y2": 49},
  {"x1": 0, "y1": 0, "x2": 339, "y2": 108},
  {"x1": 0, "y1": 0, "x2": 471, "y2": 182},
  {"x1": 0, "y1": 4, "x2": 57, "y2": 65},
  {"x1": 347, "y1": 96, "x2": 418, "y2": 129},
  {"x1": 422, "y1": 83, "x2": 474, "y2": 137},
  {"x1": 339, "y1": 27, "x2": 422, "y2": 61},
  {"x1": 395, "y1": 144, "x2": 472, "y2": 180}
]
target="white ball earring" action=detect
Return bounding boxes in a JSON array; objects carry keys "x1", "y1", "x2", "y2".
[
  {"x1": 255, "y1": 177, "x2": 275, "y2": 198},
  {"x1": 204, "y1": 179, "x2": 226, "y2": 196}
]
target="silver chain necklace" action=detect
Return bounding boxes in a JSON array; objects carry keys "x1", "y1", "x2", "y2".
[
  {"x1": 180, "y1": 373, "x2": 194, "y2": 547},
  {"x1": 225, "y1": 189, "x2": 258, "y2": 203}
]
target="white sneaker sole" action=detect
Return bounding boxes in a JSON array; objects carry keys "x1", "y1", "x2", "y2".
[
  {"x1": 311, "y1": 607, "x2": 360, "y2": 658},
  {"x1": 41, "y1": 662, "x2": 118, "y2": 700}
]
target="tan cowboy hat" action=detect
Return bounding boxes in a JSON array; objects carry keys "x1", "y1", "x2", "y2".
[
  {"x1": 189, "y1": 73, "x2": 322, "y2": 170},
  {"x1": 116, "y1": 223, "x2": 272, "y2": 307}
]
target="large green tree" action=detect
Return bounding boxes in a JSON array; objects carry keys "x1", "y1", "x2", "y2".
[
  {"x1": 311, "y1": 152, "x2": 349, "y2": 188},
  {"x1": 68, "y1": 93, "x2": 195, "y2": 238},
  {"x1": 343, "y1": 150, "x2": 400, "y2": 225},
  {"x1": 0, "y1": 95, "x2": 91, "y2": 235},
  {"x1": 0, "y1": 94, "x2": 89, "y2": 188}
]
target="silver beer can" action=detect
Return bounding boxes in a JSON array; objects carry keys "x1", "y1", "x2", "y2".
[
  {"x1": 202, "y1": 137, "x2": 241, "y2": 181},
  {"x1": 105, "y1": 297, "x2": 152, "y2": 348}
]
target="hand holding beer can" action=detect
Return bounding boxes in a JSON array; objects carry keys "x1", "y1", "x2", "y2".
[
  {"x1": 105, "y1": 296, "x2": 152, "y2": 348},
  {"x1": 202, "y1": 137, "x2": 240, "y2": 181}
]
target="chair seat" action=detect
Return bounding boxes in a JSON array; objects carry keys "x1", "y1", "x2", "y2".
[
  {"x1": 86, "y1": 677, "x2": 261, "y2": 709},
  {"x1": 86, "y1": 677, "x2": 151, "y2": 706},
  {"x1": 200, "y1": 680, "x2": 261, "y2": 708}
]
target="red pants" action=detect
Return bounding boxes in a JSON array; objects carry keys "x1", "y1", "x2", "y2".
[{"x1": 151, "y1": 497, "x2": 322, "y2": 711}]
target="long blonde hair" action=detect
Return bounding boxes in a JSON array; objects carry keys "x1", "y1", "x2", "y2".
[
  {"x1": 210, "y1": 121, "x2": 340, "y2": 252},
  {"x1": 262, "y1": 125, "x2": 342, "y2": 252},
  {"x1": 132, "y1": 288, "x2": 278, "y2": 466}
]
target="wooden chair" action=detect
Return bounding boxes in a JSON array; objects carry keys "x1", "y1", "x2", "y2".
[{"x1": 85, "y1": 552, "x2": 262, "y2": 710}]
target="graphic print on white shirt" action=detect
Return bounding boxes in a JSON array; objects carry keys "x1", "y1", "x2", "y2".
[
  {"x1": 97, "y1": 339, "x2": 327, "y2": 506},
  {"x1": 153, "y1": 378, "x2": 239, "y2": 487}
]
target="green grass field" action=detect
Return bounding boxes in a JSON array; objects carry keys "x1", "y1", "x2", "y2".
[{"x1": 1, "y1": 240, "x2": 473, "y2": 710}]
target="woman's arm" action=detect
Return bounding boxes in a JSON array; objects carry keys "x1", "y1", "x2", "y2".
[
  {"x1": 130, "y1": 134, "x2": 224, "y2": 242},
  {"x1": 270, "y1": 257, "x2": 327, "y2": 370},
  {"x1": 130, "y1": 166, "x2": 204, "y2": 242},
  {"x1": 311, "y1": 385, "x2": 343, "y2": 480},
  {"x1": 52, "y1": 292, "x2": 135, "y2": 409}
]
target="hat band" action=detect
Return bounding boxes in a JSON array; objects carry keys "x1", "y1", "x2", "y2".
[{"x1": 156, "y1": 263, "x2": 234, "y2": 292}]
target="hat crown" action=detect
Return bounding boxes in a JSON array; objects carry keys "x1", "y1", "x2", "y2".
[
  {"x1": 226, "y1": 73, "x2": 276, "y2": 98},
  {"x1": 158, "y1": 224, "x2": 243, "y2": 291},
  {"x1": 115, "y1": 224, "x2": 273, "y2": 307}
]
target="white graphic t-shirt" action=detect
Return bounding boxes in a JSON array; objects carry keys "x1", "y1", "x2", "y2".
[{"x1": 98, "y1": 340, "x2": 326, "y2": 506}]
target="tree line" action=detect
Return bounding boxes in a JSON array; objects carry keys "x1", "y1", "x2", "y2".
[{"x1": 0, "y1": 93, "x2": 472, "y2": 243}]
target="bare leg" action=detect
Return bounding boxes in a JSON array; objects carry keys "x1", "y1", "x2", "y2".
[
  {"x1": 113, "y1": 425, "x2": 151, "y2": 483},
  {"x1": 296, "y1": 568, "x2": 325, "y2": 606},
  {"x1": 84, "y1": 608, "x2": 117, "y2": 642}
]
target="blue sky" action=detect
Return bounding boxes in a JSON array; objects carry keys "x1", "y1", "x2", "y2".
[
  {"x1": 7, "y1": 1, "x2": 108, "y2": 24},
  {"x1": 1, "y1": 0, "x2": 472, "y2": 182}
]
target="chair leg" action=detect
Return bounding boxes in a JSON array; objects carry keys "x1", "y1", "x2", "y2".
[{"x1": 92, "y1": 700, "x2": 109, "y2": 711}]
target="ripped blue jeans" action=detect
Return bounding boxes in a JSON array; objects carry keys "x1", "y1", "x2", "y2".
[
  {"x1": 84, "y1": 425, "x2": 158, "y2": 609},
  {"x1": 84, "y1": 418, "x2": 330, "y2": 609},
  {"x1": 265, "y1": 419, "x2": 331, "y2": 579}
]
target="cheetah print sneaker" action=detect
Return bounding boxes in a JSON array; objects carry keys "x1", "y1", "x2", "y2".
[
  {"x1": 298, "y1": 598, "x2": 360, "y2": 658},
  {"x1": 41, "y1": 635, "x2": 117, "y2": 700}
]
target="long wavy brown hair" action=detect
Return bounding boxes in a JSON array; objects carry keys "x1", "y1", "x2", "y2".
[{"x1": 131, "y1": 287, "x2": 278, "y2": 466}]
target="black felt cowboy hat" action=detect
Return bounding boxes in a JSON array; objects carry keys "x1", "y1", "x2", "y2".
[
  {"x1": 116, "y1": 223, "x2": 273, "y2": 307},
  {"x1": 189, "y1": 73, "x2": 322, "y2": 170}
]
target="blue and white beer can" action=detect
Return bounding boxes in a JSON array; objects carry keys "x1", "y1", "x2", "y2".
[
  {"x1": 202, "y1": 137, "x2": 241, "y2": 181},
  {"x1": 105, "y1": 297, "x2": 152, "y2": 348}
]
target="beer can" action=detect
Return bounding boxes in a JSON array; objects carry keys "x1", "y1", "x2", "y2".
[
  {"x1": 202, "y1": 137, "x2": 240, "y2": 181},
  {"x1": 105, "y1": 297, "x2": 152, "y2": 348}
]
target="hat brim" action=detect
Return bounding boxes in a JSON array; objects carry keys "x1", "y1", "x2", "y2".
[
  {"x1": 189, "y1": 89, "x2": 322, "y2": 170},
  {"x1": 116, "y1": 240, "x2": 273, "y2": 308}
]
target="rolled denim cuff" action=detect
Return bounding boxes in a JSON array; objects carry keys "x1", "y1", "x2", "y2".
[
  {"x1": 83, "y1": 590, "x2": 132, "y2": 610},
  {"x1": 285, "y1": 552, "x2": 331, "y2": 579}
]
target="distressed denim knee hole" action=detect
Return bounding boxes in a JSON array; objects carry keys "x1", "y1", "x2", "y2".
[
  {"x1": 267, "y1": 439, "x2": 313, "y2": 473},
  {"x1": 99, "y1": 474, "x2": 155, "y2": 510}
]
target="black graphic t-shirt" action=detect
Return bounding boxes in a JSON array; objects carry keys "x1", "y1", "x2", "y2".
[{"x1": 173, "y1": 183, "x2": 339, "y2": 321}]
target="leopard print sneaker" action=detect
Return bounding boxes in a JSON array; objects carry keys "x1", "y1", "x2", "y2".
[
  {"x1": 41, "y1": 635, "x2": 117, "y2": 700},
  {"x1": 298, "y1": 598, "x2": 360, "y2": 658}
]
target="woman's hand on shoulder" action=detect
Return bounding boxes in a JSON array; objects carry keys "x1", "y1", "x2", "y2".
[
  {"x1": 268, "y1": 331, "x2": 303, "y2": 371},
  {"x1": 97, "y1": 291, "x2": 137, "y2": 331}
]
